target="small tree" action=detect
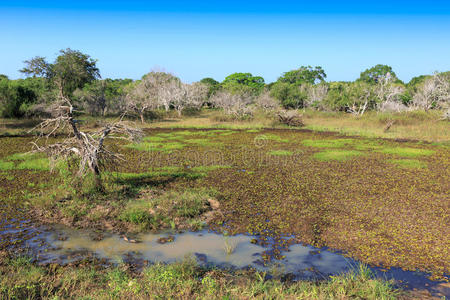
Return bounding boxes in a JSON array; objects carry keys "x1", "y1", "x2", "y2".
[
  {"x1": 31, "y1": 96, "x2": 142, "y2": 188},
  {"x1": 28, "y1": 49, "x2": 142, "y2": 188}
]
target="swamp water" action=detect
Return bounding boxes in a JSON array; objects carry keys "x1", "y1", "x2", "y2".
[{"x1": 0, "y1": 216, "x2": 448, "y2": 298}]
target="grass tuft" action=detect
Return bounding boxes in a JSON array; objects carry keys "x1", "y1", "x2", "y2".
[
  {"x1": 388, "y1": 159, "x2": 427, "y2": 169},
  {"x1": 313, "y1": 150, "x2": 364, "y2": 161},
  {"x1": 0, "y1": 160, "x2": 15, "y2": 171},
  {"x1": 16, "y1": 158, "x2": 50, "y2": 171},
  {"x1": 378, "y1": 147, "x2": 435, "y2": 157}
]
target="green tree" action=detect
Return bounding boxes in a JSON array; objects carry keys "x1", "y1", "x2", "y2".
[
  {"x1": 0, "y1": 78, "x2": 38, "y2": 117},
  {"x1": 358, "y1": 64, "x2": 398, "y2": 84},
  {"x1": 200, "y1": 77, "x2": 220, "y2": 99},
  {"x1": 20, "y1": 56, "x2": 51, "y2": 78},
  {"x1": 269, "y1": 82, "x2": 308, "y2": 109},
  {"x1": 21, "y1": 48, "x2": 100, "y2": 98},
  {"x1": 221, "y1": 73, "x2": 265, "y2": 94},
  {"x1": 277, "y1": 66, "x2": 326, "y2": 85}
]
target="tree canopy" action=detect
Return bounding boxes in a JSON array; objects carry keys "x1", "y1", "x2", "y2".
[
  {"x1": 277, "y1": 66, "x2": 326, "y2": 85},
  {"x1": 221, "y1": 72, "x2": 265, "y2": 94},
  {"x1": 21, "y1": 48, "x2": 100, "y2": 98},
  {"x1": 358, "y1": 64, "x2": 398, "y2": 84}
]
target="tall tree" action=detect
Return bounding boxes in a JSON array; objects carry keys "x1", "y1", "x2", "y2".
[
  {"x1": 20, "y1": 49, "x2": 100, "y2": 99},
  {"x1": 277, "y1": 66, "x2": 326, "y2": 85},
  {"x1": 358, "y1": 64, "x2": 398, "y2": 84},
  {"x1": 221, "y1": 73, "x2": 265, "y2": 94}
]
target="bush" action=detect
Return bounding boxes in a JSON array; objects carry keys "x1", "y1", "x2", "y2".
[{"x1": 0, "y1": 79, "x2": 38, "y2": 118}]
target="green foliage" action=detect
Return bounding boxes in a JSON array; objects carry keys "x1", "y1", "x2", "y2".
[
  {"x1": 323, "y1": 81, "x2": 377, "y2": 111},
  {"x1": 222, "y1": 72, "x2": 265, "y2": 94},
  {"x1": 21, "y1": 48, "x2": 100, "y2": 98},
  {"x1": 269, "y1": 82, "x2": 307, "y2": 109},
  {"x1": 74, "y1": 78, "x2": 131, "y2": 116},
  {"x1": 358, "y1": 64, "x2": 398, "y2": 84},
  {"x1": 0, "y1": 77, "x2": 39, "y2": 117},
  {"x1": 51, "y1": 48, "x2": 100, "y2": 97},
  {"x1": 200, "y1": 77, "x2": 220, "y2": 98},
  {"x1": 277, "y1": 66, "x2": 326, "y2": 85}
]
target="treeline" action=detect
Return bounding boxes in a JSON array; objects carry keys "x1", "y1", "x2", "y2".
[{"x1": 0, "y1": 49, "x2": 449, "y2": 120}]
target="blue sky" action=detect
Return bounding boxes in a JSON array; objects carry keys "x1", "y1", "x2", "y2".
[{"x1": 1, "y1": 1, "x2": 450, "y2": 83}]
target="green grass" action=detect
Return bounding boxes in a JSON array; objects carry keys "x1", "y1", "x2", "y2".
[
  {"x1": 185, "y1": 139, "x2": 223, "y2": 147},
  {"x1": 5, "y1": 152, "x2": 43, "y2": 161},
  {"x1": 0, "y1": 256, "x2": 401, "y2": 299},
  {"x1": 119, "y1": 199, "x2": 154, "y2": 226},
  {"x1": 255, "y1": 134, "x2": 290, "y2": 143},
  {"x1": 143, "y1": 136, "x2": 166, "y2": 142},
  {"x1": 378, "y1": 147, "x2": 435, "y2": 157},
  {"x1": 16, "y1": 158, "x2": 50, "y2": 171},
  {"x1": 0, "y1": 160, "x2": 15, "y2": 171},
  {"x1": 268, "y1": 150, "x2": 293, "y2": 156},
  {"x1": 111, "y1": 170, "x2": 206, "y2": 181},
  {"x1": 125, "y1": 141, "x2": 186, "y2": 152},
  {"x1": 119, "y1": 189, "x2": 213, "y2": 229},
  {"x1": 313, "y1": 150, "x2": 364, "y2": 161},
  {"x1": 388, "y1": 159, "x2": 427, "y2": 169},
  {"x1": 302, "y1": 138, "x2": 357, "y2": 148}
]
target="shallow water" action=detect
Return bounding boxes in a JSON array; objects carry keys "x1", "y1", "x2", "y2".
[{"x1": 0, "y1": 217, "x2": 449, "y2": 298}]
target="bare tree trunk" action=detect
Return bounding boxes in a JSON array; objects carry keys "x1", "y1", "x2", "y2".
[{"x1": 140, "y1": 112, "x2": 145, "y2": 123}]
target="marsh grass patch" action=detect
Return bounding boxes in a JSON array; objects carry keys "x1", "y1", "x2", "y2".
[
  {"x1": 388, "y1": 159, "x2": 427, "y2": 169},
  {"x1": 0, "y1": 160, "x2": 15, "y2": 170},
  {"x1": 143, "y1": 136, "x2": 166, "y2": 142},
  {"x1": 16, "y1": 158, "x2": 50, "y2": 171},
  {"x1": 185, "y1": 139, "x2": 223, "y2": 147},
  {"x1": 119, "y1": 188, "x2": 213, "y2": 229},
  {"x1": 378, "y1": 147, "x2": 435, "y2": 157},
  {"x1": 313, "y1": 150, "x2": 364, "y2": 161},
  {"x1": 125, "y1": 141, "x2": 185, "y2": 153}
]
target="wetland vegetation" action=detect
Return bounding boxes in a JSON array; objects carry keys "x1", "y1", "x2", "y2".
[{"x1": 0, "y1": 49, "x2": 449, "y2": 299}]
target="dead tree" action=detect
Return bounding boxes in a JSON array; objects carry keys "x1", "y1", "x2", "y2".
[
  {"x1": 277, "y1": 110, "x2": 304, "y2": 127},
  {"x1": 31, "y1": 93, "x2": 142, "y2": 188},
  {"x1": 412, "y1": 72, "x2": 450, "y2": 111}
]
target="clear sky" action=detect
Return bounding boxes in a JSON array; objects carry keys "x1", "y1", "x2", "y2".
[{"x1": 1, "y1": 1, "x2": 450, "y2": 83}]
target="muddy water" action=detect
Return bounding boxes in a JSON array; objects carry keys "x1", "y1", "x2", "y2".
[{"x1": 1, "y1": 217, "x2": 449, "y2": 298}]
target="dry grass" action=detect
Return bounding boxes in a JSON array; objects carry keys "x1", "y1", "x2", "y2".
[
  {"x1": 302, "y1": 110, "x2": 449, "y2": 143},
  {"x1": 2, "y1": 109, "x2": 449, "y2": 143}
]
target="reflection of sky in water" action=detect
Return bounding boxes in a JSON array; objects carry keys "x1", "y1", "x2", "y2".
[
  {"x1": 283, "y1": 244, "x2": 353, "y2": 275},
  {"x1": 47, "y1": 228, "x2": 353, "y2": 275}
]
